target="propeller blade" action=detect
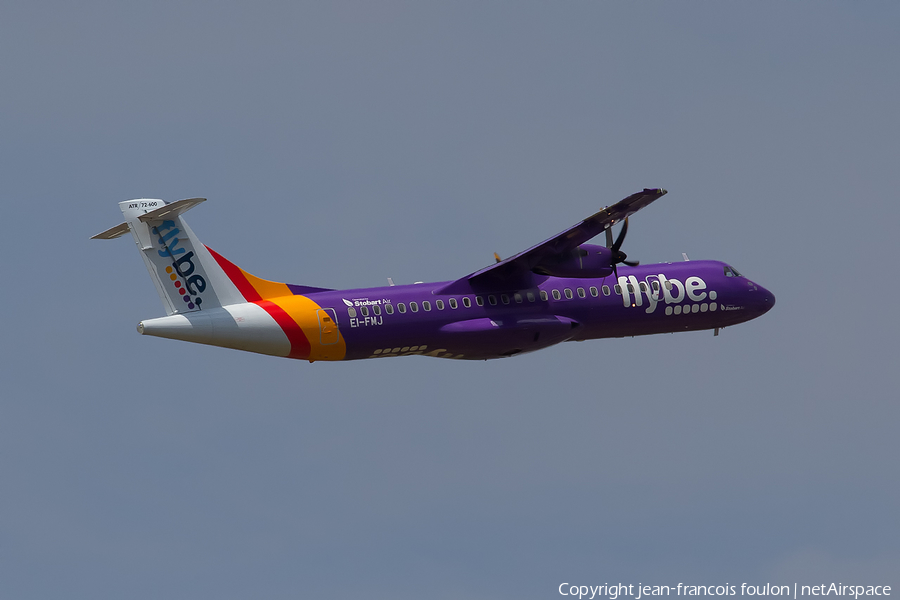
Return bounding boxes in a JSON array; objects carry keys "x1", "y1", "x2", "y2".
[
  {"x1": 605, "y1": 227, "x2": 614, "y2": 248},
  {"x1": 623, "y1": 260, "x2": 639, "y2": 267},
  {"x1": 611, "y1": 218, "x2": 629, "y2": 253}
]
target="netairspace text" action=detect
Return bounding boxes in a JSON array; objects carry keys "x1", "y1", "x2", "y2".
[{"x1": 558, "y1": 584, "x2": 892, "y2": 600}]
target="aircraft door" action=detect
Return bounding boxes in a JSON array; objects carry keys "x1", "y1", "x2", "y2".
[{"x1": 317, "y1": 308, "x2": 340, "y2": 345}]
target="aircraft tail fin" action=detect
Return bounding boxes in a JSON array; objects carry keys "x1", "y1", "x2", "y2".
[
  {"x1": 93, "y1": 198, "x2": 332, "y2": 315},
  {"x1": 93, "y1": 199, "x2": 247, "y2": 315}
]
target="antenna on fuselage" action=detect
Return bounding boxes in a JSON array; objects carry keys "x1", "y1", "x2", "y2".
[
  {"x1": 494, "y1": 252, "x2": 502, "y2": 263},
  {"x1": 387, "y1": 277, "x2": 395, "y2": 286},
  {"x1": 682, "y1": 253, "x2": 690, "y2": 261}
]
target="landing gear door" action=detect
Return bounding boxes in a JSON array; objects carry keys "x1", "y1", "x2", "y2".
[{"x1": 317, "y1": 308, "x2": 340, "y2": 345}]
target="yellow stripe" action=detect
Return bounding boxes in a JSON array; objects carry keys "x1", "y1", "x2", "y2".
[{"x1": 240, "y1": 269, "x2": 293, "y2": 300}]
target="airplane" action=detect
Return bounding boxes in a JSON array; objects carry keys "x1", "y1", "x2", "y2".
[{"x1": 92, "y1": 189, "x2": 774, "y2": 362}]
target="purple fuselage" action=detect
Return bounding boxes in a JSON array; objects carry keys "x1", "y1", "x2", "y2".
[{"x1": 306, "y1": 260, "x2": 775, "y2": 360}]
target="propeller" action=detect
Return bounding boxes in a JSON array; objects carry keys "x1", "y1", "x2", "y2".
[{"x1": 605, "y1": 218, "x2": 639, "y2": 278}]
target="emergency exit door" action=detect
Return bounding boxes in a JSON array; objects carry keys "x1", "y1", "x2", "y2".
[{"x1": 317, "y1": 308, "x2": 340, "y2": 345}]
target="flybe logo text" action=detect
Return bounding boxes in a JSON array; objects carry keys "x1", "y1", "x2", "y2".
[
  {"x1": 154, "y1": 220, "x2": 187, "y2": 257},
  {"x1": 152, "y1": 220, "x2": 207, "y2": 310},
  {"x1": 618, "y1": 275, "x2": 717, "y2": 314},
  {"x1": 170, "y1": 252, "x2": 207, "y2": 295}
]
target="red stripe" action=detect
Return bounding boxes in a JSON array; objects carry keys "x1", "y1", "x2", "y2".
[
  {"x1": 255, "y1": 300, "x2": 311, "y2": 360},
  {"x1": 206, "y1": 246, "x2": 310, "y2": 359},
  {"x1": 205, "y1": 246, "x2": 261, "y2": 302}
]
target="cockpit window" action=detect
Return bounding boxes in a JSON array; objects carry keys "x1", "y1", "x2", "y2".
[{"x1": 724, "y1": 265, "x2": 743, "y2": 278}]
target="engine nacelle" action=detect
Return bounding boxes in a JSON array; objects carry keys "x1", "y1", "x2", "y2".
[{"x1": 531, "y1": 244, "x2": 614, "y2": 278}]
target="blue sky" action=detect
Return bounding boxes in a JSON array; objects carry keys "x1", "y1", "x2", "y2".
[{"x1": 1, "y1": 2, "x2": 898, "y2": 598}]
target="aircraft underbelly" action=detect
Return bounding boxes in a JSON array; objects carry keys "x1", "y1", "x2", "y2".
[
  {"x1": 437, "y1": 315, "x2": 581, "y2": 358},
  {"x1": 341, "y1": 314, "x2": 581, "y2": 360}
]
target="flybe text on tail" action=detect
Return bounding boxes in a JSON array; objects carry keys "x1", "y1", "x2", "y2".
[
  {"x1": 152, "y1": 221, "x2": 209, "y2": 310},
  {"x1": 155, "y1": 220, "x2": 188, "y2": 257}
]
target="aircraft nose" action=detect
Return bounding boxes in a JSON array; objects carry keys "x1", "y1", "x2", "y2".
[{"x1": 755, "y1": 284, "x2": 775, "y2": 314}]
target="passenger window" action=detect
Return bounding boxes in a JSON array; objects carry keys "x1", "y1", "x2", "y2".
[
  {"x1": 552, "y1": 289, "x2": 561, "y2": 300},
  {"x1": 436, "y1": 299, "x2": 444, "y2": 310},
  {"x1": 590, "y1": 286, "x2": 598, "y2": 297},
  {"x1": 463, "y1": 297, "x2": 471, "y2": 308},
  {"x1": 348, "y1": 307, "x2": 357, "y2": 317},
  {"x1": 423, "y1": 301, "x2": 431, "y2": 311},
  {"x1": 385, "y1": 304, "x2": 394, "y2": 314},
  {"x1": 398, "y1": 303, "x2": 407, "y2": 313},
  {"x1": 564, "y1": 288, "x2": 573, "y2": 299},
  {"x1": 514, "y1": 293, "x2": 523, "y2": 303},
  {"x1": 410, "y1": 302, "x2": 418, "y2": 312},
  {"x1": 614, "y1": 285, "x2": 621, "y2": 295},
  {"x1": 526, "y1": 292, "x2": 535, "y2": 302},
  {"x1": 361, "y1": 306, "x2": 369, "y2": 316},
  {"x1": 651, "y1": 280, "x2": 660, "y2": 292},
  {"x1": 373, "y1": 305, "x2": 381, "y2": 315},
  {"x1": 639, "y1": 282, "x2": 648, "y2": 293},
  {"x1": 627, "y1": 284, "x2": 634, "y2": 293},
  {"x1": 577, "y1": 287, "x2": 586, "y2": 298},
  {"x1": 488, "y1": 295, "x2": 497, "y2": 306},
  {"x1": 449, "y1": 298, "x2": 458, "y2": 309},
  {"x1": 665, "y1": 281, "x2": 673, "y2": 291},
  {"x1": 540, "y1": 290, "x2": 548, "y2": 301},
  {"x1": 501, "y1": 294, "x2": 510, "y2": 305},
  {"x1": 602, "y1": 285, "x2": 610, "y2": 296},
  {"x1": 476, "y1": 296, "x2": 484, "y2": 306}
]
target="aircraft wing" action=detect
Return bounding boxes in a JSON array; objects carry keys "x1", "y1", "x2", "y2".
[{"x1": 435, "y1": 188, "x2": 667, "y2": 294}]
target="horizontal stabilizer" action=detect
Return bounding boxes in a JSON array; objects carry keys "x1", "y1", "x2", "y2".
[
  {"x1": 91, "y1": 222, "x2": 131, "y2": 240},
  {"x1": 91, "y1": 198, "x2": 206, "y2": 240},
  {"x1": 137, "y1": 197, "x2": 206, "y2": 222}
]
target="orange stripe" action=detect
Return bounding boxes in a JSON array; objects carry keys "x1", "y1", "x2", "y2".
[{"x1": 256, "y1": 300, "x2": 311, "y2": 359}]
